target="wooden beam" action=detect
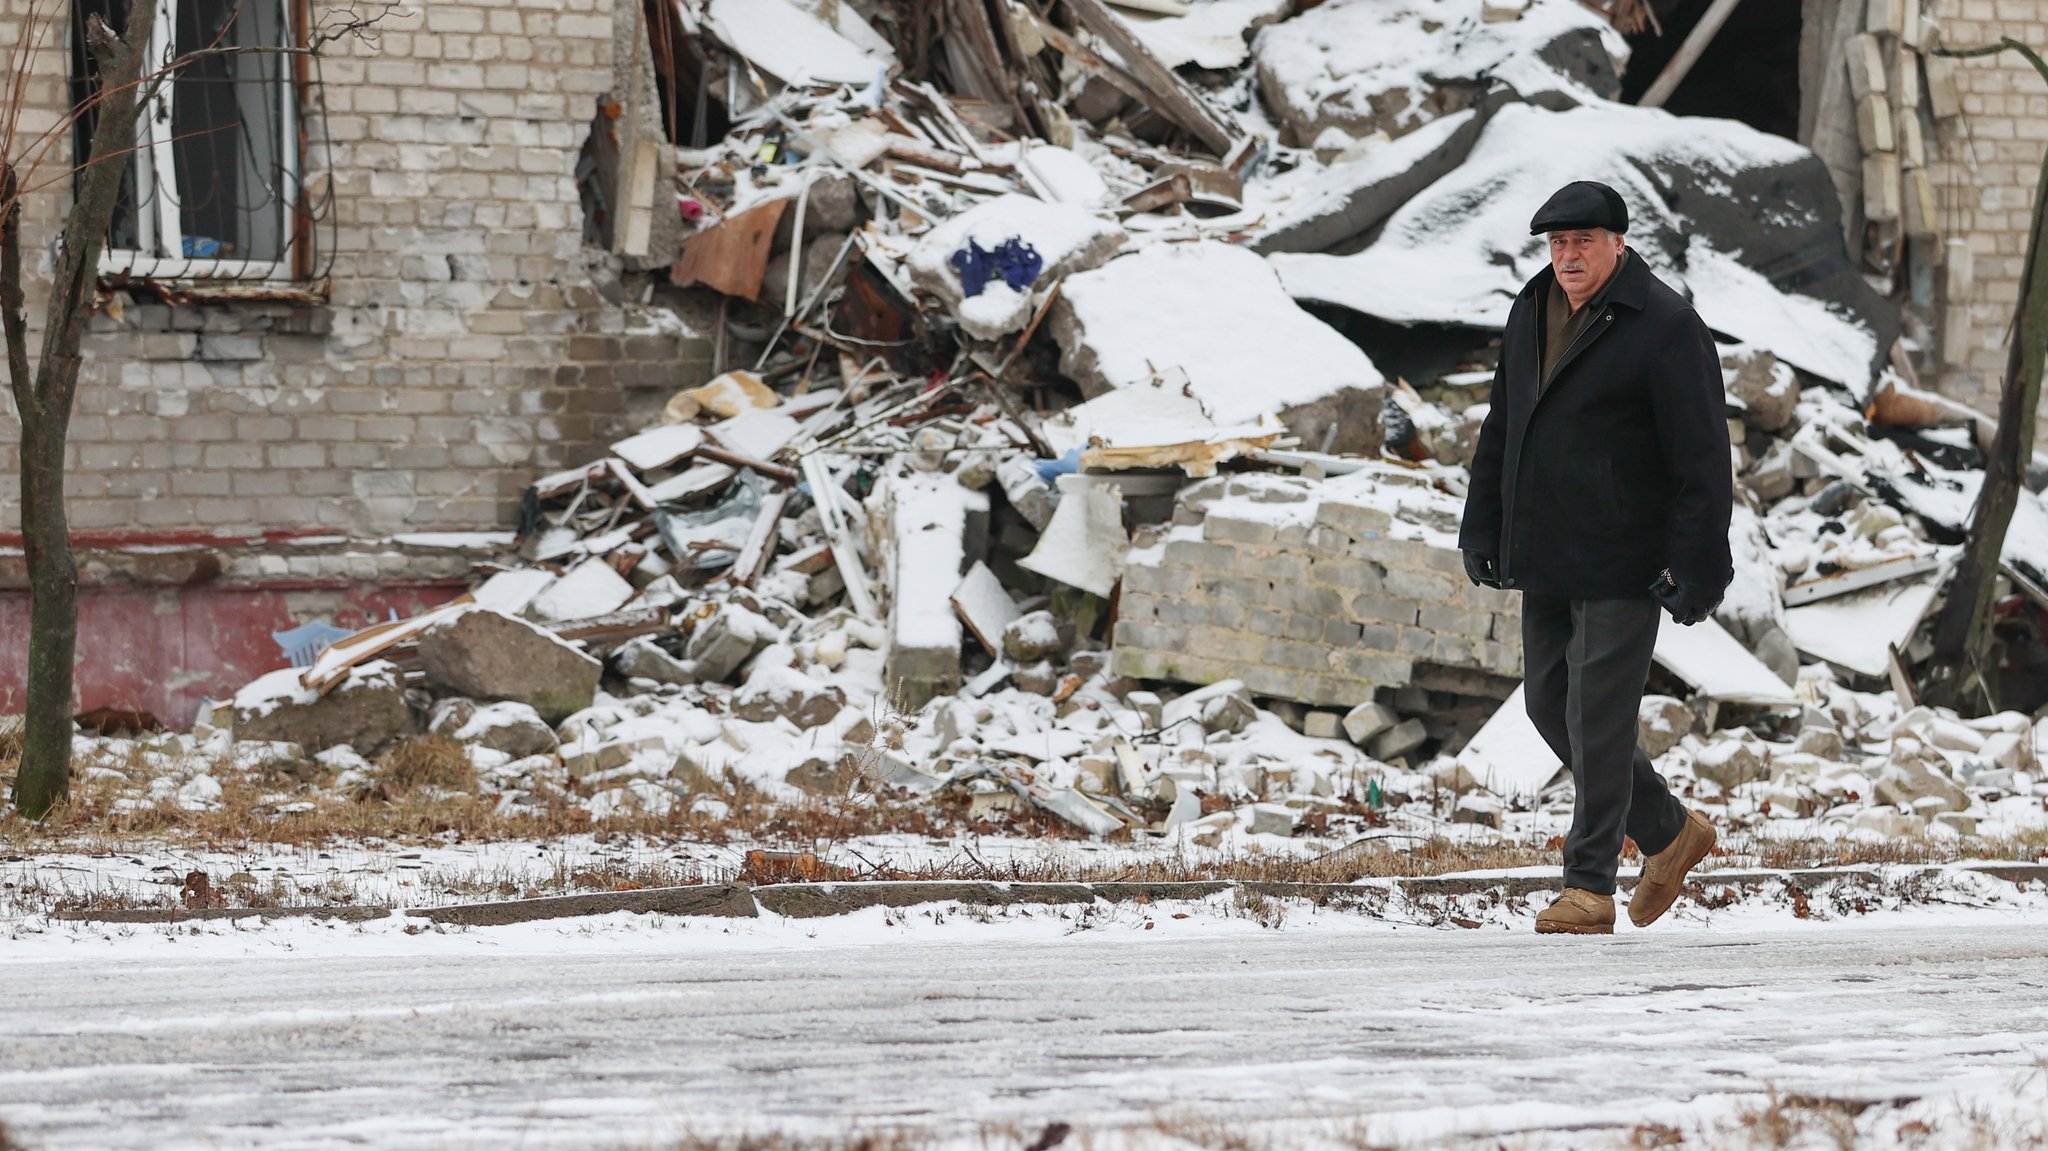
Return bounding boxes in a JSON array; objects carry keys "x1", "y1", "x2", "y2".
[
  {"x1": 1060, "y1": 0, "x2": 1240, "y2": 155},
  {"x1": 1638, "y1": 0, "x2": 1745, "y2": 109}
]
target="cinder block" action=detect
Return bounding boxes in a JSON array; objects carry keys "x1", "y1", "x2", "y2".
[
  {"x1": 1124, "y1": 564, "x2": 1197, "y2": 596},
  {"x1": 1856, "y1": 92, "x2": 1894, "y2": 153},
  {"x1": 1248, "y1": 610, "x2": 1287, "y2": 637},
  {"x1": 1273, "y1": 583, "x2": 1344, "y2": 615},
  {"x1": 1201, "y1": 573, "x2": 1273, "y2": 606},
  {"x1": 1846, "y1": 34, "x2": 1887, "y2": 100},
  {"x1": 1314, "y1": 499, "x2": 1392, "y2": 538},
  {"x1": 1204, "y1": 513, "x2": 1276, "y2": 546},
  {"x1": 1385, "y1": 568, "x2": 1458, "y2": 601},
  {"x1": 1336, "y1": 650, "x2": 1412, "y2": 684},
  {"x1": 1242, "y1": 552, "x2": 1308, "y2": 582},
  {"x1": 1323, "y1": 619, "x2": 1364, "y2": 646},
  {"x1": 1237, "y1": 664, "x2": 1304, "y2": 700},
  {"x1": 1113, "y1": 620, "x2": 1185, "y2": 651},
  {"x1": 1262, "y1": 639, "x2": 1330, "y2": 672},
  {"x1": 1309, "y1": 557, "x2": 1385, "y2": 591},
  {"x1": 1162, "y1": 539, "x2": 1237, "y2": 571},
  {"x1": 1420, "y1": 603, "x2": 1493, "y2": 638},
  {"x1": 1349, "y1": 593, "x2": 1421, "y2": 626}
]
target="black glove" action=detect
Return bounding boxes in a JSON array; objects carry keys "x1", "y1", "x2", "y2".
[
  {"x1": 1463, "y1": 550, "x2": 1501, "y2": 589},
  {"x1": 1651, "y1": 568, "x2": 1718, "y2": 626}
]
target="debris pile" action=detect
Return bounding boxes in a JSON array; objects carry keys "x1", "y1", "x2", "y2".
[{"x1": 99, "y1": 0, "x2": 2048, "y2": 853}]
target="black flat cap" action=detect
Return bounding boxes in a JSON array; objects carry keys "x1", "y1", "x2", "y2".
[{"x1": 1529, "y1": 180, "x2": 1628, "y2": 235}]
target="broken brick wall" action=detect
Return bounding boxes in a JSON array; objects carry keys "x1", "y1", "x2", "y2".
[
  {"x1": 0, "y1": 0, "x2": 712, "y2": 538},
  {"x1": 1111, "y1": 473, "x2": 1522, "y2": 709},
  {"x1": 1926, "y1": 0, "x2": 2048, "y2": 438}
]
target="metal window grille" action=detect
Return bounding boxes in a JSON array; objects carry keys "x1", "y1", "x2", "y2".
[{"x1": 72, "y1": 0, "x2": 331, "y2": 282}]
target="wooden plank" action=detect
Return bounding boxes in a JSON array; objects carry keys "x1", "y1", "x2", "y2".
[
  {"x1": 1061, "y1": 0, "x2": 1239, "y2": 155},
  {"x1": 730, "y1": 488, "x2": 793, "y2": 588},
  {"x1": 300, "y1": 597, "x2": 475, "y2": 694},
  {"x1": 1016, "y1": 6, "x2": 1156, "y2": 111},
  {"x1": 802, "y1": 453, "x2": 878, "y2": 618},
  {"x1": 670, "y1": 198, "x2": 790, "y2": 301},
  {"x1": 1639, "y1": 0, "x2": 1744, "y2": 108},
  {"x1": 698, "y1": 444, "x2": 802, "y2": 484}
]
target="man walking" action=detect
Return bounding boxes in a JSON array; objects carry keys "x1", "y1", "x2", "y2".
[{"x1": 1459, "y1": 181, "x2": 1732, "y2": 935}]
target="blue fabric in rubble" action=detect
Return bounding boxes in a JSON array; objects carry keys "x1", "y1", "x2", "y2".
[{"x1": 949, "y1": 236, "x2": 1044, "y2": 297}]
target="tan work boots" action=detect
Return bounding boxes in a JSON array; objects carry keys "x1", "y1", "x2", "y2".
[
  {"x1": 1535, "y1": 809, "x2": 1717, "y2": 935},
  {"x1": 1534, "y1": 888, "x2": 1615, "y2": 934},
  {"x1": 1628, "y1": 807, "x2": 1717, "y2": 927}
]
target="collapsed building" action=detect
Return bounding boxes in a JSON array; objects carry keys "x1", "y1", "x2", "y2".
[{"x1": 7, "y1": 0, "x2": 2048, "y2": 848}]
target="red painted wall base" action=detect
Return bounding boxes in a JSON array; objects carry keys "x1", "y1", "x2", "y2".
[{"x1": 0, "y1": 580, "x2": 466, "y2": 728}]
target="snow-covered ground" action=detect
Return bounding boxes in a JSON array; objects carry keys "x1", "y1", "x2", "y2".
[{"x1": 4, "y1": 892, "x2": 2047, "y2": 1151}]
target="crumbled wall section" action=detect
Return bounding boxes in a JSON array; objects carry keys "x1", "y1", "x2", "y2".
[
  {"x1": 1927, "y1": 1, "x2": 2048, "y2": 441},
  {"x1": 0, "y1": 0, "x2": 712, "y2": 536},
  {"x1": 1111, "y1": 475, "x2": 1522, "y2": 708}
]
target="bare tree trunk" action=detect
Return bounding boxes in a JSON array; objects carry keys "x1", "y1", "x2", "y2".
[
  {"x1": 1921, "y1": 39, "x2": 2048, "y2": 714},
  {"x1": 3, "y1": 7, "x2": 155, "y2": 819}
]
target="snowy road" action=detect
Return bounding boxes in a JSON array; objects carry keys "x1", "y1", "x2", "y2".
[{"x1": 4, "y1": 905, "x2": 2048, "y2": 1150}]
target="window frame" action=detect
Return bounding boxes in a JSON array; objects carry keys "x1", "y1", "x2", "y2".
[{"x1": 95, "y1": 0, "x2": 305, "y2": 283}]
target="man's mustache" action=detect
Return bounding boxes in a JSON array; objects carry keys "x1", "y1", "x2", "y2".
[{"x1": 1559, "y1": 262, "x2": 1587, "y2": 273}]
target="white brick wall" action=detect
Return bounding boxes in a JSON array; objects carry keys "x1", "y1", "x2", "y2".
[
  {"x1": 1926, "y1": 0, "x2": 2048, "y2": 441},
  {"x1": 0, "y1": 0, "x2": 708, "y2": 535}
]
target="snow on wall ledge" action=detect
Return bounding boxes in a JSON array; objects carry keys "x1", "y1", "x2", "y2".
[{"x1": 1111, "y1": 470, "x2": 1520, "y2": 707}]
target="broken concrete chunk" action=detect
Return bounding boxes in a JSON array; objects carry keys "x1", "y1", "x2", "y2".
[
  {"x1": 685, "y1": 602, "x2": 779, "y2": 684},
  {"x1": 1692, "y1": 736, "x2": 1766, "y2": 790},
  {"x1": 229, "y1": 660, "x2": 411, "y2": 756},
  {"x1": 1873, "y1": 737, "x2": 1969, "y2": 813},
  {"x1": 1427, "y1": 759, "x2": 1479, "y2": 794},
  {"x1": 1245, "y1": 802, "x2": 1296, "y2": 837},
  {"x1": 613, "y1": 636, "x2": 699, "y2": 686},
  {"x1": 1002, "y1": 610, "x2": 1065, "y2": 663},
  {"x1": 1012, "y1": 660, "x2": 1062, "y2": 696},
  {"x1": 1303, "y1": 711, "x2": 1343, "y2": 740},
  {"x1": 1637, "y1": 695, "x2": 1695, "y2": 759},
  {"x1": 732, "y1": 665, "x2": 848, "y2": 729},
  {"x1": 430, "y1": 698, "x2": 559, "y2": 759},
  {"x1": 1251, "y1": 0, "x2": 1621, "y2": 147},
  {"x1": 417, "y1": 607, "x2": 602, "y2": 726},
  {"x1": 1369, "y1": 717, "x2": 1428, "y2": 762},
  {"x1": 905, "y1": 193, "x2": 1126, "y2": 341},
  {"x1": 1722, "y1": 345, "x2": 1801, "y2": 432},
  {"x1": 527, "y1": 558, "x2": 638, "y2": 626},
  {"x1": 1342, "y1": 700, "x2": 1398, "y2": 746},
  {"x1": 1165, "y1": 679, "x2": 1257, "y2": 736},
  {"x1": 563, "y1": 734, "x2": 669, "y2": 780},
  {"x1": 1127, "y1": 690, "x2": 1165, "y2": 730},
  {"x1": 1452, "y1": 792, "x2": 1504, "y2": 828},
  {"x1": 1052, "y1": 242, "x2": 1385, "y2": 456}
]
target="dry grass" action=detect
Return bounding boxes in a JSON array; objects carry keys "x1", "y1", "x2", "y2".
[{"x1": 373, "y1": 735, "x2": 477, "y2": 796}]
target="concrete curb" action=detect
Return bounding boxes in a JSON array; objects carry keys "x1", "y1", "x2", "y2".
[
  {"x1": 44, "y1": 864, "x2": 2048, "y2": 926},
  {"x1": 407, "y1": 883, "x2": 757, "y2": 926},
  {"x1": 51, "y1": 906, "x2": 392, "y2": 924}
]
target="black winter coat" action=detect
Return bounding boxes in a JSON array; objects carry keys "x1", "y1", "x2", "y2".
[{"x1": 1458, "y1": 253, "x2": 1734, "y2": 601}]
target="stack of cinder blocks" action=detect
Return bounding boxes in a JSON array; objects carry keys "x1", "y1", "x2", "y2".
[{"x1": 1111, "y1": 475, "x2": 1521, "y2": 709}]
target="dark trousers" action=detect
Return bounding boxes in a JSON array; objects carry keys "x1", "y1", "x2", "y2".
[{"x1": 1521, "y1": 593, "x2": 1687, "y2": 895}]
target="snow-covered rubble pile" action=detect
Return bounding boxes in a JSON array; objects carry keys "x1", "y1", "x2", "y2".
[{"x1": 1251, "y1": 0, "x2": 1625, "y2": 149}]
